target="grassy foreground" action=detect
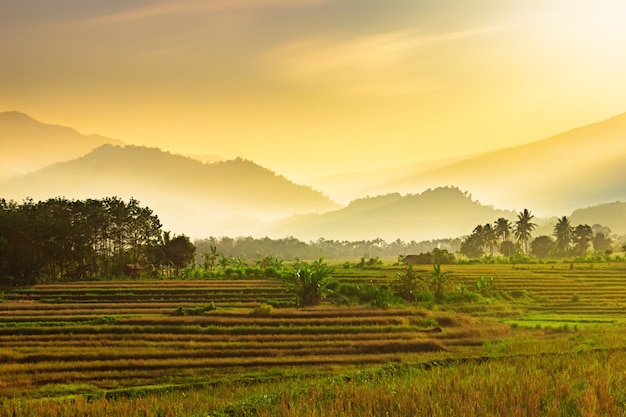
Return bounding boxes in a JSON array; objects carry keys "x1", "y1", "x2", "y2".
[{"x1": 1, "y1": 262, "x2": 626, "y2": 416}]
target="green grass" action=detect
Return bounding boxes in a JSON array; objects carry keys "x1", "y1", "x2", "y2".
[{"x1": 2, "y1": 262, "x2": 626, "y2": 415}]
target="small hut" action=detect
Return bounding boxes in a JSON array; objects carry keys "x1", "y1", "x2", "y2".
[{"x1": 124, "y1": 263, "x2": 144, "y2": 278}]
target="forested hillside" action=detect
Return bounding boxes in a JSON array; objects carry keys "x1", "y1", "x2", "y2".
[
  {"x1": 1, "y1": 144, "x2": 339, "y2": 238},
  {"x1": 268, "y1": 187, "x2": 517, "y2": 242}
]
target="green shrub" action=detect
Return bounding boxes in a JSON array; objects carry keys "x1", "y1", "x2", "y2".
[
  {"x1": 263, "y1": 266, "x2": 280, "y2": 278},
  {"x1": 244, "y1": 267, "x2": 261, "y2": 278},
  {"x1": 171, "y1": 303, "x2": 216, "y2": 316},
  {"x1": 367, "y1": 285, "x2": 394, "y2": 309},
  {"x1": 336, "y1": 282, "x2": 362, "y2": 298},
  {"x1": 266, "y1": 300, "x2": 294, "y2": 308},
  {"x1": 251, "y1": 303, "x2": 273, "y2": 316},
  {"x1": 414, "y1": 317, "x2": 439, "y2": 328}
]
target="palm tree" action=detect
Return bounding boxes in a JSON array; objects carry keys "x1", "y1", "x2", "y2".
[
  {"x1": 553, "y1": 216, "x2": 573, "y2": 257},
  {"x1": 471, "y1": 224, "x2": 485, "y2": 249},
  {"x1": 494, "y1": 218, "x2": 512, "y2": 244},
  {"x1": 514, "y1": 209, "x2": 537, "y2": 254},
  {"x1": 482, "y1": 223, "x2": 497, "y2": 254},
  {"x1": 573, "y1": 224, "x2": 593, "y2": 256}
]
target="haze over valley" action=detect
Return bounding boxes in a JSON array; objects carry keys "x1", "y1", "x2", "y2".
[
  {"x1": 3, "y1": 1, "x2": 626, "y2": 243},
  {"x1": 4, "y1": 4, "x2": 626, "y2": 414},
  {"x1": 2, "y1": 111, "x2": 626, "y2": 242}
]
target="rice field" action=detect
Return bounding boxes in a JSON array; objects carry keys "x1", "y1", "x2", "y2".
[{"x1": 1, "y1": 262, "x2": 625, "y2": 416}]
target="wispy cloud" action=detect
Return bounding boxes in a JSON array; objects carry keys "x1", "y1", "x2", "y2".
[
  {"x1": 86, "y1": 0, "x2": 331, "y2": 25},
  {"x1": 263, "y1": 26, "x2": 504, "y2": 96}
]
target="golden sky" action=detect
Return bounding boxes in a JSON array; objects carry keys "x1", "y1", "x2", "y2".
[{"x1": 2, "y1": 0, "x2": 626, "y2": 180}]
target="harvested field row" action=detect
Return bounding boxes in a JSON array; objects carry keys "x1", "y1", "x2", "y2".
[
  {"x1": 0, "y1": 323, "x2": 426, "y2": 337},
  {"x1": 2, "y1": 338, "x2": 445, "y2": 364},
  {"x1": 0, "y1": 330, "x2": 426, "y2": 346},
  {"x1": 0, "y1": 277, "x2": 496, "y2": 400},
  {"x1": 0, "y1": 316, "x2": 418, "y2": 328},
  {"x1": 27, "y1": 280, "x2": 285, "y2": 289}
]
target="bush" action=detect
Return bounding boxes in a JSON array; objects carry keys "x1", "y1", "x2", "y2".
[
  {"x1": 266, "y1": 300, "x2": 294, "y2": 308},
  {"x1": 366, "y1": 285, "x2": 394, "y2": 309},
  {"x1": 414, "y1": 317, "x2": 439, "y2": 328},
  {"x1": 336, "y1": 282, "x2": 362, "y2": 298},
  {"x1": 251, "y1": 303, "x2": 273, "y2": 316},
  {"x1": 171, "y1": 303, "x2": 216, "y2": 316},
  {"x1": 263, "y1": 266, "x2": 280, "y2": 279}
]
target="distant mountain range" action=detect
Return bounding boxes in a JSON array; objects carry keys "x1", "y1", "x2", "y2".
[
  {"x1": 309, "y1": 112, "x2": 626, "y2": 216},
  {"x1": 266, "y1": 187, "x2": 517, "y2": 242},
  {"x1": 0, "y1": 111, "x2": 124, "y2": 178},
  {"x1": 2, "y1": 111, "x2": 626, "y2": 241},
  {"x1": 1, "y1": 143, "x2": 339, "y2": 237}
]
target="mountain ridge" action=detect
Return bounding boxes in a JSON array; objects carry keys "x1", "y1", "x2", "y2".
[
  {"x1": 2, "y1": 111, "x2": 626, "y2": 241},
  {"x1": 308, "y1": 111, "x2": 626, "y2": 215},
  {"x1": 0, "y1": 111, "x2": 125, "y2": 178},
  {"x1": 1, "y1": 144, "x2": 340, "y2": 238},
  {"x1": 264, "y1": 186, "x2": 518, "y2": 242}
]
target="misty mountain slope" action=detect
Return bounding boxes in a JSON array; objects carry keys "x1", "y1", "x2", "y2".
[
  {"x1": 306, "y1": 154, "x2": 481, "y2": 205},
  {"x1": 570, "y1": 202, "x2": 626, "y2": 236},
  {"x1": 312, "y1": 112, "x2": 626, "y2": 215},
  {"x1": 1, "y1": 144, "x2": 340, "y2": 237},
  {"x1": 0, "y1": 111, "x2": 124, "y2": 178},
  {"x1": 267, "y1": 186, "x2": 517, "y2": 242}
]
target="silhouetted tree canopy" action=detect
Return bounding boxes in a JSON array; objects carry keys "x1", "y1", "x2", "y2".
[
  {"x1": 0, "y1": 197, "x2": 174, "y2": 285},
  {"x1": 530, "y1": 235, "x2": 554, "y2": 259}
]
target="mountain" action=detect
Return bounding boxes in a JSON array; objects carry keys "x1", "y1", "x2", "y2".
[
  {"x1": 0, "y1": 111, "x2": 124, "y2": 179},
  {"x1": 308, "y1": 112, "x2": 626, "y2": 216},
  {"x1": 264, "y1": 189, "x2": 626, "y2": 242},
  {"x1": 570, "y1": 202, "x2": 626, "y2": 236},
  {"x1": 184, "y1": 153, "x2": 227, "y2": 164},
  {"x1": 0, "y1": 144, "x2": 340, "y2": 238},
  {"x1": 265, "y1": 186, "x2": 517, "y2": 242}
]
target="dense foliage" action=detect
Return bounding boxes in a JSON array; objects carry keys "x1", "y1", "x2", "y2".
[
  {"x1": 194, "y1": 236, "x2": 461, "y2": 263},
  {"x1": 461, "y1": 211, "x2": 618, "y2": 260},
  {"x1": 0, "y1": 197, "x2": 194, "y2": 285}
]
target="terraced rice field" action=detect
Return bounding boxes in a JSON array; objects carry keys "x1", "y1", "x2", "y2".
[
  {"x1": 1, "y1": 262, "x2": 625, "y2": 404},
  {"x1": 446, "y1": 263, "x2": 626, "y2": 322},
  {"x1": 0, "y1": 278, "x2": 502, "y2": 401}
]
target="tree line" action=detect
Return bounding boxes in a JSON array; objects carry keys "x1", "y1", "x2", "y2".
[
  {"x1": 460, "y1": 209, "x2": 615, "y2": 259},
  {"x1": 194, "y1": 236, "x2": 462, "y2": 264},
  {"x1": 0, "y1": 197, "x2": 195, "y2": 285}
]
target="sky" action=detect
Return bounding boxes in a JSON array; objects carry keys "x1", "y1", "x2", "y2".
[{"x1": 2, "y1": 0, "x2": 626, "y2": 180}]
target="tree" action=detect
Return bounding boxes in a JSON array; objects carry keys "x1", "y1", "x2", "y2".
[
  {"x1": 573, "y1": 224, "x2": 593, "y2": 256},
  {"x1": 482, "y1": 223, "x2": 497, "y2": 254},
  {"x1": 591, "y1": 225, "x2": 612, "y2": 253},
  {"x1": 288, "y1": 258, "x2": 333, "y2": 307},
  {"x1": 553, "y1": 216, "x2": 573, "y2": 257},
  {"x1": 163, "y1": 234, "x2": 196, "y2": 276},
  {"x1": 394, "y1": 264, "x2": 419, "y2": 302},
  {"x1": 592, "y1": 232, "x2": 612, "y2": 253},
  {"x1": 460, "y1": 234, "x2": 484, "y2": 258},
  {"x1": 475, "y1": 276, "x2": 495, "y2": 297},
  {"x1": 431, "y1": 248, "x2": 455, "y2": 264},
  {"x1": 530, "y1": 235, "x2": 554, "y2": 259},
  {"x1": 0, "y1": 197, "x2": 166, "y2": 283},
  {"x1": 202, "y1": 245, "x2": 220, "y2": 271},
  {"x1": 494, "y1": 218, "x2": 512, "y2": 246},
  {"x1": 125, "y1": 198, "x2": 162, "y2": 266},
  {"x1": 499, "y1": 240, "x2": 517, "y2": 257},
  {"x1": 471, "y1": 224, "x2": 485, "y2": 249},
  {"x1": 427, "y1": 262, "x2": 449, "y2": 302},
  {"x1": 514, "y1": 209, "x2": 537, "y2": 254}
]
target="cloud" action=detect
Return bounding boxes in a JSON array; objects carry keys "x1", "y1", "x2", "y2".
[
  {"x1": 86, "y1": 0, "x2": 331, "y2": 25},
  {"x1": 262, "y1": 26, "x2": 503, "y2": 96}
]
